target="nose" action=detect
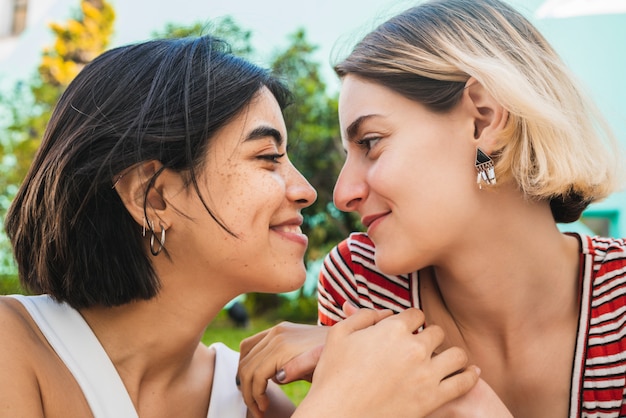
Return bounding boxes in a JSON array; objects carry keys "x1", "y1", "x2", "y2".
[
  {"x1": 333, "y1": 156, "x2": 367, "y2": 212},
  {"x1": 286, "y1": 162, "x2": 317, "y2": 208}
]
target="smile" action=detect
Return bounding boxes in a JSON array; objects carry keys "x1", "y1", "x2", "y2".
[
  {"x1": 271, "y1": 225, "x2": 303, "y2": 234},
  {"x1": 270, "y1": 221, "x2": 308, "y2": 246},
  {"x1": 361, "y1": 211, "x2": 391, "y2": 235}
]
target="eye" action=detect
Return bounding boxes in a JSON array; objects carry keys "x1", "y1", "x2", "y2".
[
  {"x1": 356, "y1": 137, "x2": 382, "y2": 154},
  {"x1": 257, "y1": 153, "x2": 285, "y2": 164}
]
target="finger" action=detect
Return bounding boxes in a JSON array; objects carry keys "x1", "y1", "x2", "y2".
[
  {"x1": 237, "y1": 367, "x2": 258, "y2": 415},
  {"x1": 238, "y1": 349, "x2": 273, "y2": 415},
  {"x1": 437, "y1": 365, "x2": 481, "y2": 402},
  {"x1": 342, "y1": 300, "x2": 360, "y2": 317},
  {"x1": 239, "y1": 375, "x2": 264, "y2": 418},
  {"x1": 275, "y1": 344, "x2": 324, "y2": 384},
  {"x1": 252, "y1": 370, "x2": 271, "y2": 413},
  {"x1": 431, "y1": 346, "x2": 469, "y2": 379},
  {"x1": 410, "y1": 323, "x2": 445, "y2": 352},
  {"x1": 380, "y1": 308, "x2": 426, "y2": 333},
  {"x1": 239, "y1": 328, "x2": 271, "y2": 358},
  {"x1": 329, "y1": 308, "x2": 392, "y2": 338},
  {"x1": 238, "y1": 350, "x2": 277, "y2": 411},
  {"x1": 238, "y1": 326, "x2": 284, "y2": 383}
]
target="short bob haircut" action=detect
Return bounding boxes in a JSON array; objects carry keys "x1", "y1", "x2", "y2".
[
  {"x1": 335, "y1": 0, "x2": 623, "y2": 223},
  {"x1": 5, "y1": 35, "x2": 292, "y2": 309}
]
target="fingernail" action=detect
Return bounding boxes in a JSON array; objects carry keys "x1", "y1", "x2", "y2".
[
  {"x1": 235, "y1": 376, "x2": 241, "y2": 386},
  {"x1": 275, "y1": 369, "x2": 286, "y2": 382}
]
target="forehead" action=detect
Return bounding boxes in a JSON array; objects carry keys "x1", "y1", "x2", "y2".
[
  {"x1": 339, "y1": 76, "x2": 405, "y2": 120},
  {"x1": 338, "y1": 76, "x2": 407, "y2": 136},
  {"x1": 241, "y1": 87, "x2": 287, "y2": 140},
  {"x1": 212, "y1": 87, "x2": 288, "y2": 150}
]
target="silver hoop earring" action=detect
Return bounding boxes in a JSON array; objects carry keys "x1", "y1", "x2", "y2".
[
  {"x1": 142, "y1": 217, "x2": 147, "y2": 237},
  {"x1": 150, "y1": 224, "x2": 166, "y2": 256},
  {"x1": 475, "y1": 148, "x2": 496, "y2": 189}
]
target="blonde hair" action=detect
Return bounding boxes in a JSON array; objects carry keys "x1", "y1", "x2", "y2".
[{"x1": 335, "y1": 0, "x2": 624, "y2": 222}]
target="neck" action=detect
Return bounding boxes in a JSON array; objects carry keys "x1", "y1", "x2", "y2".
[
  {"x1": 79, "y1": 271, "x2": 234, "y2": 395},
  {"x1": 426, "y1": 192, "x2": 581, "y2": 340}
]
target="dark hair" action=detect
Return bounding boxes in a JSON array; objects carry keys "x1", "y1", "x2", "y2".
[{"x1": 5, "y1": 35, "x2": 292, "y2": 309}]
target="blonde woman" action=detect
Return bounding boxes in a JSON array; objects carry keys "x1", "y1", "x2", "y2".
[{"x1": 238, "y1": 0, "x2": 626, "y2": 416}]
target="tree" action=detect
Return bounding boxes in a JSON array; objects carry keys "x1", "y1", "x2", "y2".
[
  {"x1": 0, "y1": 0, "x2": 115, "y2": 284},
  {"x1": 152, "y1": 16, "x2": 254, "y2": 57}
]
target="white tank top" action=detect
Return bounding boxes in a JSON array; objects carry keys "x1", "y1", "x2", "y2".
[{"x1": 10, "y1": 294, "x2": 246, "y2": 418}]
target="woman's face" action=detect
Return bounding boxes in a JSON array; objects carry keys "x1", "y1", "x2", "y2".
[
  {"x1": 167, "y1": 87, "x2": 317, "y2": 295},
  {"x1": 334, "y1": 75, "x2": 480, "y2": 274}
]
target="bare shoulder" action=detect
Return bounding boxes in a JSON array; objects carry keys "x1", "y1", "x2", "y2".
[
  {"x1": 0, "y1": 296, "x2": 46, "y2": 416},
  {"x1": 0, "y1": 296, "x2": 93, "y2": 416},
  {"x1": 0, "y1": 295, "x2": 44, "y2": 351}
]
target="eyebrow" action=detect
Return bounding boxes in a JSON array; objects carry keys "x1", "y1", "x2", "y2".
[
  {"x1": 345, "y1": 114, "x2": 379, "y2": 142},
  {"x1": 245, "y1": 125, "x2": 283, "y2": 145}
]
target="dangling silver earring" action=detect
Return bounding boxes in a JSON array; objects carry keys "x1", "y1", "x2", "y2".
[
  {"x1": 475, "y1": 148, "x2": 496, "y2": 189},
  {"x1": 150, "y1": 223, "x2": 166, "y2": 256},
  {"x1": 142, "y1": 217, "x2": 147, "y2": 237}
]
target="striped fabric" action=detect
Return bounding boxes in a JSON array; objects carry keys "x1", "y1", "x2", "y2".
[{"x1": 318, "y1": 232, "x2": 626, "y2": 417}]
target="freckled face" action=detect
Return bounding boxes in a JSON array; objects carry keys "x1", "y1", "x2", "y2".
[
  {"x1": 169, "y1": 87, "x2": 317, "y2": 295},
  {"x1": 334, "y1": 75, "x2": 479, "y2": 275}
]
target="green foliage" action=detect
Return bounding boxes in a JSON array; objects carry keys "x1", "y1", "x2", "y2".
[
  {"x1": 0, "y1": 274, "x2": 22, "y2": 295},
  {"x1": 40, "y1": 0, "x2": 115, "y2": 87},
  {"x1": 152, "y1": 16, "x2": 253, "y2": 57},
  {"x1": 273, "y1": 293, "x2": 319, "y2": 323},
  {"x1": 243, "y1": 292, "x2": 318, "y2": 324},
  {"x1": 0, "y1": 0, "x2": 115, "y2": 281}
]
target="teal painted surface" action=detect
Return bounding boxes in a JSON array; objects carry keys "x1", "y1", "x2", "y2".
[{"x1": 533, "y1": 7, "x2": 626, "y2": 238}]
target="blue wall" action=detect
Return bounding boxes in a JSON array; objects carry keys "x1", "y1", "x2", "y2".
[{"x1": 532, "y1": 7, "x2": 626, "y2": 238}]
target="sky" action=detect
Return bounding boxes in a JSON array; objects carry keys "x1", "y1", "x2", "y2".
[
  {"x1": 0, "y1": 0, "x2": 539, "y2": 92},
  {"x1": 0, "y1": 0, "x2": 623, "y2": 136}
]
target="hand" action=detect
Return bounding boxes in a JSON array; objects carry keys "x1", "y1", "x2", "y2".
[
  {"x1": 426, "y1": 378, "x2": 513, "y2": 418},
  {"x1": 294, "y1": 308, "x2": 480, "y2": 418},
  {"x1": 237, "y1": 321, "x2": 329, "y2": 417}
]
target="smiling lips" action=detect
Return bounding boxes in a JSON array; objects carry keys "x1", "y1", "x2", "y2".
[
  {"x1": 272, "y1": 224, "x2": 303, "y2": 234},
  {"x1": 270, "y1": 218, "x2": 308, "y2": 246},
  {"x1": 361, "y1": 211, "x2": 391, "y2": 234}
]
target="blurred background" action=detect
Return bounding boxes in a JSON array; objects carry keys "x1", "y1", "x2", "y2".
[{"x1": 1, "y1": 0, "x2": 625, "y2": 401}]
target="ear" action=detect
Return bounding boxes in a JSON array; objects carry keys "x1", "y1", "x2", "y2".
[
  {"x1": 113, "y1": 161, "x2": 172, "y2": 232},
  {"x1": 463, "y1": 77, "x2": 508, "y2": 153}
]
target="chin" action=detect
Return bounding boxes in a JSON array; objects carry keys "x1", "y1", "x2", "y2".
[
  {"x1": 264, "y1": 265, "x2": 307, "y2": 294},
  {"x1": 374, "y1": 252, "x2": 414, "y2": 276}
]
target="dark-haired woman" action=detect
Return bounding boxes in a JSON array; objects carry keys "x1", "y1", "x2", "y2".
[{"x1": 0, "y1": 35, "x2": 479, "y2": 418}]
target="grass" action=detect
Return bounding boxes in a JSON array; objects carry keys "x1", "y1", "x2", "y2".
[{"x1": 201, "y1": 310, "x2": 311, "y2": 406}]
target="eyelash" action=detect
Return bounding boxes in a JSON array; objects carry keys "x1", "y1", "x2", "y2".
[
  {"x1": 258, "y1": 153, "x2": 285, "y2": 163},
  {"x1": 356, "y1": 137, "x2": 381, "y2": 153}
]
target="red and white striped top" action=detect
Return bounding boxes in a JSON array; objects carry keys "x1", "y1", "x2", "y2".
[{"x1": 318, "y1": 232, "x2": 626, "y2": 417}]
